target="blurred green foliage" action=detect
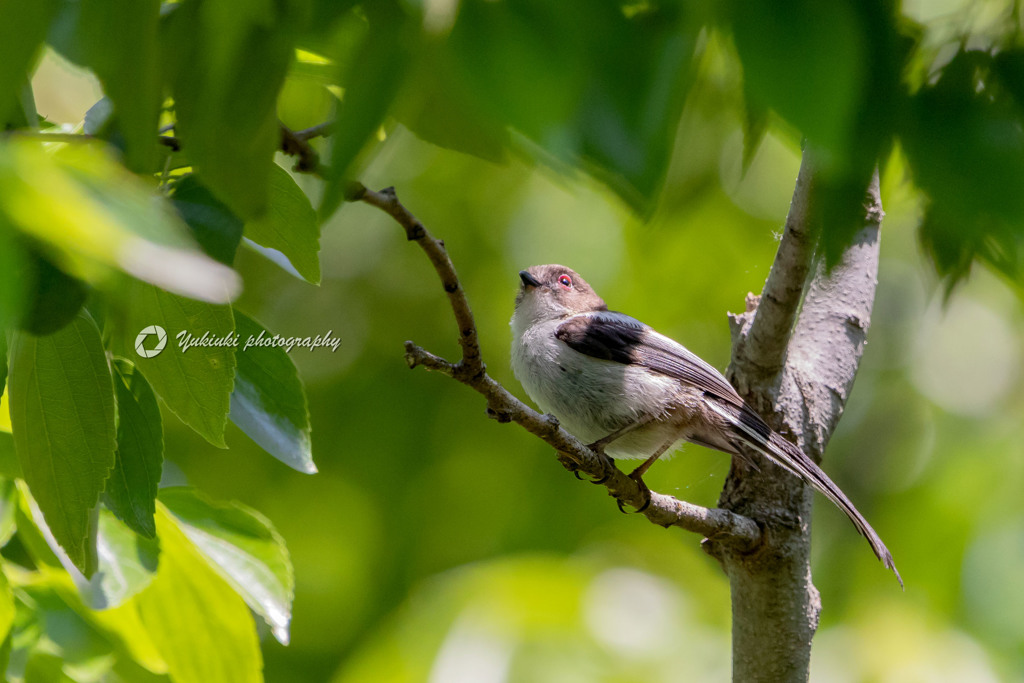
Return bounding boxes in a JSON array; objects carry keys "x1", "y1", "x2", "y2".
[{"x1": 0, "y1": 0, "x2": 1021, "y2": 681}]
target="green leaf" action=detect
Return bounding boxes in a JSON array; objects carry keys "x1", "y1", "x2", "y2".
[
  {"x1": 0, "y1": 566, "x2": 14, "y2": 644},
  {"x1": 82, "y1": 96, "x2": 113, "y2": 136},
  {"x1": 0, "y1": 0, "x2": 60, "y2": 124},
  {"x1": 245, "y1": 164, "x2": 321, "y2": 283},
  {"x1": 13, "y1": 483, "x2": 60, "y2": 569},
  {"x1": 0, "y1": 433, "x2": 21, "y2": 479},
  {"x1": 0, "y1": 140, "x2": 240, "y2": 303},
  {"x1": 20, "y1": 565, "x2": 168, "y2": 675},
  {"x1": 230, "y1": 311, "x2": 314, "y2": 473},
  {"x1": 24, "y1": 649, "x2": 77, "y2": 682},
  {"x1": 0, "y1": 222, "x2": 25, "y2": 331},
  {"x1": 111, "y1": 281, "x2": 235, "y2": 448},
  {"x1": 137, "y1": 504, "x2": 263, "y2": 683},
  {"x1": 731, "y1": 0, "x2": 864, "y2": 154},
  {"x1": 2, "y1": 82, "x2": 39, "y2": 132},
  {"x1": 0, "y1": 323, "x2": 7, "y2": 396},
  {"x1": 395, "y1": 49, "x2": 510, "y2": 164},
  {"x1": 741, "y1": 97, "x2": 770, "y2": 173},
  {"x1": 21, "y1": 487, "x2": 158, "y2": 609},
  {"x1": 171, "y1": 174, "x2": 244, "y2": 267},
  {"x1": 0, "y1": 478, "x2": 17, "y2": 547},
  {"x1": 444, "y1": 0, "x2": 695, "y2": 214},
  {"x1": 902, "y1": 49, "x2": 1024, "y2": 287},
  {"x1": 7, "y1": 313, "x2": 115, "y2": 576},
  {"x1": 161, "y1": 487, "x2": 294, "y2": 645},
  {"x1": 18, "y1": 247, "x2": 88, "y2": 336},
  {"x1": 78, "y1": 0, "x2": 162, "y2": 173},
  {"x1": 81, "y1": 509, "x2": 159, "y2": 609},
  {"x1": 320, "y1": 2, "x2": 413, "y2": 220},
  {"x1": 104, "y1": 359, "x2": 163, "y2": 539},
  {"x1": 162, "y1": 0, "x2": 296, "y2": 219}
]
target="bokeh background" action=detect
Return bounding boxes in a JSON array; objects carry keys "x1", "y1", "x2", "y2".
[{"x1": 29, "y1": 3, "x2": 1024, "y2": 681}]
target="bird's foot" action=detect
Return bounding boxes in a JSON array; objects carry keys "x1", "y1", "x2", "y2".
[
  {"x1": 616, "y1": 467, "x2": 651, "y2": 514},
  {"x1": 584, "y1": 441, "x2": 617, "y2": 485},
  {"x1": 556, "y1": 452, "x2": 585, "y2": 480}
]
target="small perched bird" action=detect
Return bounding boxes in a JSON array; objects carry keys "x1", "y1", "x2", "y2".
[{"x1": 510, "y1": 264, "x2": 900, "y2": 583}]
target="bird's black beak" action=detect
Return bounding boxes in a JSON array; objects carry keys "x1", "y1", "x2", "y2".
[{"x1": 519, "y1": 270, "x2": 542, "y2": 289}]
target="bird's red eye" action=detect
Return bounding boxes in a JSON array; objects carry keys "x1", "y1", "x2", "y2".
[{"x1": 558, "y1": 275, "x2": 572, "y2": 289}]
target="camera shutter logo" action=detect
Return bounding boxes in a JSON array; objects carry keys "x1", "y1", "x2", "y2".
[{"x1": 135, "y1": 325, "x2": 168, "y2": 358}]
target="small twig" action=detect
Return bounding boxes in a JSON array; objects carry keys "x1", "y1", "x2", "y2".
[
  {"x1": 280, "y1": 125, "x2": 321, "y2": 174},
  {"x1": 354, "y1": 183, "x2": 761, "y2": 549},
  {"x1": 293, "y1": 121, "x2": 335, "y2": 142},
  {"x1": 358, "y1": 186, "x2": 484, "y2": 376},
  {"x1": 8, "y1": 119, "x2": 334, "y2": 177}
]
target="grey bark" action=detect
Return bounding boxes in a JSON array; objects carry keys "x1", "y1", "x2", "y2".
[{"x1": 712, "y1": 152, "x2": 883, "y2": 683}]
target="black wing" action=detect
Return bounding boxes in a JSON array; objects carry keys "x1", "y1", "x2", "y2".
[{"x1": 555, "y1": 311, "x2": 744, "y2": 407}]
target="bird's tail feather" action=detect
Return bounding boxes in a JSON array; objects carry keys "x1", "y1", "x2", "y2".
[{"x1": 721, "y1": 405, "x2": 903, "y2": 587}]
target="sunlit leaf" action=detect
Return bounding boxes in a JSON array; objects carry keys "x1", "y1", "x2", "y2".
[
  {"x1": 83, "y1": 510, "x2": 159, "y2": 609},
  {"x1": 24, "y1": 649, "x2": 78, "y2": 682},
  {"x1": 7, "y1": 314, "x2": 115, "y2": 575},
  {"x1": 0, "y1": 324, "x2": 7, "y2": 396},
  {"x1": 13, "y1": 484, "x2": 60, "y2": 570},
  {"x1": 0, "y1": 140, "x2": 240, "y2": 303},
  {"x1": 0, "y1": 566, "x2": 13, "y2": 644},
  {"x1": 0, "y1": 478, "x2": 17, "y2": 546},
  {"x1": 11, "y1": 565, "x2": 168, "y2": 675},
  {"x1": 111, "y1": 281, "x2": 235, "y2": 448},
  {"x1": 21, "y1": 489, "x2": 159, "y2": 610},
  {"x1": 104, "y1": 359, "x2": 163, "y2": 539},
  {"x1": 137, "y1": 504, "x2": 263, "y2": 683},
  {"x1": 161, "y1": 487, "x2": 295, "y2": 645},
  {"x1": 230, "y1": 311, "x2": 314, "y2": 473},
  {"x1": 245, "y1": 164, "x2": 321, "y2": 283}
]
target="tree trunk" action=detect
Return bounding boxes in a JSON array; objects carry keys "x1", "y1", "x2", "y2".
[{"x1": 711, "y1": 152, "x2": 883, "y2": 682}]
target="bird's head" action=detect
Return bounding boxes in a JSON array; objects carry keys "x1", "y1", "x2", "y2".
[{"x1": 514, "y1": 264, "x2": 607, "y2": 323}]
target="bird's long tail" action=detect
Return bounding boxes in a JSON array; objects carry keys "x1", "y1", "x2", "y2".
[{"x1": 718, "y1": 403, "x2": 902, "y2": 587}]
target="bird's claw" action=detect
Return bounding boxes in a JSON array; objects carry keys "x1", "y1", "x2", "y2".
[
  {"x1": 580, "y1": 441, "x2": 616, "y2": 485},
  {"x1": 624, "y1": 468, "x2": 652, "y2": 514}
]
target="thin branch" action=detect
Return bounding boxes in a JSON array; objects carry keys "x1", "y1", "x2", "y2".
[
  {"x1": 293, "y1": 121, "x2": 335, "y2": 141},
  {"x1": 729, "y1": 147, "x2": 819, "y2": 384},
  {"x1": 348, "y1": 182, "x2": 761, "y2": 549},
  {"x1": 6, "y1": 120, "x2": 333, "y2": 175},
  {"x1": 280, "y1": 125, "x2": 321, "y2": 174},
  {"x1": 280, "y1": 121, "x2": 335, "y2": 175}
]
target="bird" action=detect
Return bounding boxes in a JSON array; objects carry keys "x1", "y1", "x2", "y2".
[{"x1": 510, "y1": 263, "x2": 900, "y2": 584}]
